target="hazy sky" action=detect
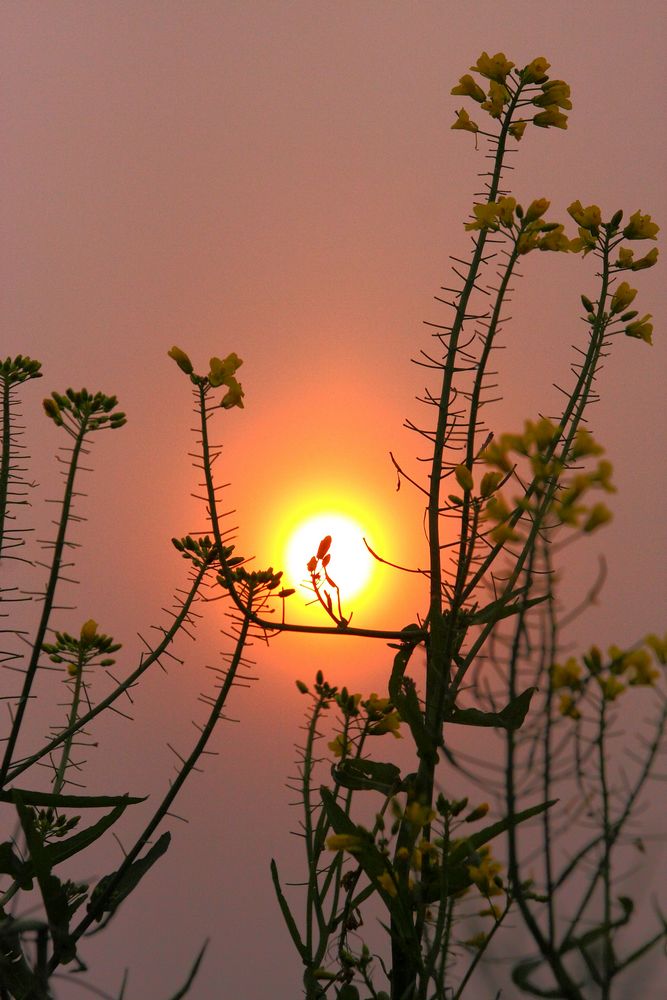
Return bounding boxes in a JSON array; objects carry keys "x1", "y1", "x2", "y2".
[{"x1": 2, "y1": 2, "x2": 666, "y2": 997}]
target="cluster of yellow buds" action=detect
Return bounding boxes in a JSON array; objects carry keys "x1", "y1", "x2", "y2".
[
  {"x1": 466, "y1": 845, "x2": 504, "y2": 897},
  {"x1": 42, "y1": 620, "x2": 121, "y2": 677},
  {"x1": 168, "y1": 346, "x2": 245, "y2": 409},
  {"x1": 478, "y1": 420, "x2": 616, "y2": 540},
  {"x1": 551, "y1": 637, "x2": 665, "y2": 716},
  {"x1": 451, "y1": 53, "x2": 571, "y2": 138}
]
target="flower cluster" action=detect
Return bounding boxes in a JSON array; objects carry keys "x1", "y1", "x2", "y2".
[
  {"x1": 42, "y1": 620, "x2": 121, "y2": 676},
  {"x1": 451, "y1": 53, "x2": 571, "y2": 138},
  {"x1": 1, "y1": 354, "x2": 42, "y2": 386},
  {"x1": 168, "y1": 346, "x2": 245, "y2": 409},
  {"x1": 551, "y1": 637, "x2": 665, "y2": 717},
  {"x1": 43, "y1": 389, "x2": 126, "y2": 432}
]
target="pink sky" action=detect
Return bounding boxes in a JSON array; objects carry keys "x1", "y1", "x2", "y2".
[{"x1": 2, "y1": 2, "x2": 666, "y2": 997}]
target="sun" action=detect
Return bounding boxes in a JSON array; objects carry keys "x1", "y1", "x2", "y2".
[{"x1": 284, "y1": 512, "x2": 374, "y2": 603}]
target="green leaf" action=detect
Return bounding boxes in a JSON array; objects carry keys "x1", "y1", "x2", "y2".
[
  {"x1": 270, "y1": 859, "x2": 306, "y2": 960},
  {"x1": 388, "y1": 625, "x2": 421, "y2": 703},
  {"x1": 468, "y1": 591, "x2": 548, "y2": 625},
  {"x1": 393, "y1": 679, "x2": 435, "y2": 764},
  {"x1": 446, "y1": 687, "x2": 537, "y2": 731},
  {"x1": 44, "y1": 801, "x2": 135, "y2": 869},
  {"x1": 1, "y1": 788, "x2": 145, "y2": 808},
  {"x1": 166, "y1": 940, "x2": 209, "y2": 1000},
  {"x1": 333, "y1": 759, "x2": 401, "y2": 795},
  {"x1": 0, "y1": 841, "x2": 33, "y2": 890},
  {"x1": 87, "y1": 832, "x2": 171, "y2": 922}
]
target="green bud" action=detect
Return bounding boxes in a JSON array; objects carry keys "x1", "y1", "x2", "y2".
[{"x1": 580, "y1": 294, "x2": 594, "y2": 312}]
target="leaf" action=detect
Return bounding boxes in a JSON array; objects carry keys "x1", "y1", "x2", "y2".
[
  {"x1": 337, "y1": 986, "x2": 360, "y2": 1000},
  {"x1": 14, "y1": 792, "x2": 77, "y2": 963},
  {"x1": 87, "y1": 832, "x2": 171, "y2": 922},
  {"x1": 446, "y1": 687, "x2": 537, "y2": 731},
  {"x1": 333, "y1": 759, "x2": 401, "y2": 795},
  {"x1": 393, "y1": 679, "x2": 435, "y2": 763},
  {"x1": 0, "y1": 788, "x2": 145, "y2": 808},
  {"x1": 44, "y1": 801, "x2": 135, "y2": 869},
  {"x1": 388, "y1": 625, "x2": 421, "y2": 703},
  {"x1": 468, "y1": 591, "x2": 548, "y2": 625},
  {"x1": 166, "y1": 940, "x2": 209, "y2": 1000},
  {"x1": 270, "y1": 859, "x2": 306, "y2": 960},
  {"x1": 0, "y1": 841, "x2": 33, "y2": 890}
]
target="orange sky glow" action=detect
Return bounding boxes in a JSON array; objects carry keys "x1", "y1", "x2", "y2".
[{"x1": 2, "y1": 2, "x2": 666, "y2": 997}]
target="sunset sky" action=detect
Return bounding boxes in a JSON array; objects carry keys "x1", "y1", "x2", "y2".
[{"x1": 2, "y1": 2, "x2": 666, "y2": 997}]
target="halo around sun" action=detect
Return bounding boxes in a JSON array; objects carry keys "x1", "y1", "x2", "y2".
[{"x1": 284, "y1": 512, "x2": 373, "y2": 602}]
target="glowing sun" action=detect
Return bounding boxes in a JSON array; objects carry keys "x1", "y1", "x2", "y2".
[{"x1": 285, "y1": 513, "x2": 374, "y2": 602}]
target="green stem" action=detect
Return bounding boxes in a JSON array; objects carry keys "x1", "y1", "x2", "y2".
[
  {"x1": 51, "y1": 655, "x2": 85, "y2": 796},
  {"x1": 0, "y1": 421, "x2": 89, "y2": 787}
]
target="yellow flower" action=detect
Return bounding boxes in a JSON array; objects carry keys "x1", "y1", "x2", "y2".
[
  {"x1": 559, "y1": 693, "x2": 581, "y2": 719},
  {"x1": 624, "y1": 649, "x2": 660, "y2": 687},
  {"x1": 534, "y1": 80, "x2": 572, "y2": 110},
  {"x1": 496, "y1": 196, "x2": 517, "y2": 226},
  {"x1": 452, "y1": 108, "x2": 479, "y2": 133},
  {"x1": 481, "y1": 80, "x2": 509, "y2": 118},
  {"x1": 328, "y1": 733, "x2": 352, "y2": 758},
  {"x1": 507, "y1": 121, "x2": 526, "y2": 142},
  {"x1": 470, "y1": 52, "x2": 515, "y2": 83},
  {"x1": 465, "y1": 802, "x2": 490, "y2": 822},
  {"x1": 366, "y1": 693, "x2": 391, "y2": 715},
  {"x1": 464, "y1": 203, "x2": 499, "y2": 231},
  {"x1": 220, "y1": 378, "x2": 245, "y2": 409},
  {"x1": 480, "y1": 471, "x2": 503, "y2": 498},
  {"x1": 326, "y1": 833, "x2": 364, "y2": 853},
  {"x1": 451, "y1": 74, "x2": 486, "y2": 102},
  {"x1": 592, "y1": 459, "x2": 615, "y2": 492},
  {"x1": 622, "y1": 210, "x2": 659, "y2": 241},
  {"x1": 463, "y1": 932, "x2": 489, "y2": 949},
  {"x1": 454, "y1": 464, "x2": 474, "y2": 491},
  {"x1": 610, "y1": 281, "x2": 637, "y2": 314},
  {"x1": 167, "y1": 346, "x2": 194, "y2": 375},
  {"x1": 567, "y1": 201, "x2": 601, "y2": 231},
  {"x1": 551, "y1": 657, "x2": 582, "y2": 691},
  {"x1": 583, "y1": 502, "x2": 612, "y2": 533},
  {"x1": 517, "y1": 230, "x2": 541, "y2": 254},
  {"x1": 523, "y1": 198, "x2": 550, "y2": 224},
  {"x1": 405, "y1": 801, "x2": 436, "y2": 828},
  {"x1": 624, "y1": 315, "x2": 653, "y2": 345},
  {"x1": 376, "y1": 872, "x2": 398, "y2": 897},
  {"x1": 522, "y1": 57, "x2": 550, "y2": 83},
  {"x1": 570, "y1": 428, "x2": 603, "y2": 460},
  {"x1": 646, "y1": 633, "x2": 667, "y2": 665},
  {"x1": 539, "y1": 225, "x2": 573, "y2": 253},
  {"x1": 570, "y1": 227, "x2": 598, "y2": 255},
  {"x1": 208, "y1": 352, "x2": 243, "y2": 387},
  {"x1": 467, "y1": 848, "x2": 503, "y2": 896},
  {"x1": 597, "y1": 675, "x2": 625, "y2": 701},
  {"x1": 368, "y1": 711, "x2": 402, "y2": 738},
  {"x1": 533, "y1": 105, "x2": 568, "y2": 129},
  {"x1": 80, "y1": 619, "x2": 98, "y2": 643},
  {"x1": 616, "y1": 246, "x2": 659, "y2": 271}
]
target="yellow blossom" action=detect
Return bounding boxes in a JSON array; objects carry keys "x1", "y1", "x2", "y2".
[
  {"x1": 452, "y1": 108, "x2": 479, "y2": 133},
  {"x1": 451, "y1": 74, "x2": 486, "y2": 102},
  {"x1": 646, "y1": 634, "x2": 667, "y2": 665},
  {"x1": 622, "y1": 210, "x2": 659, "y2": 241},
  {"x1": 597, "y1": 675, "x2": 625, "y2": 701},
  {"x1": 583, "y1": 503, "x2": 612, "y2": 533},
  {"x1": 167, "y1": 346, "x2": 194, "y2": 375},
  {"x1": 517, "y1": 230, "x2": 541, "y2": 254},
  {"x1": 570, "y1": 227, "x2": 598, "y2": 255},
  {"x1": 539, "y1": 225, "x2": 573, "y2": 253},
  {"x1": 467, "y1": 848, "x2": 503, "y2": 896},
  {"x1": 481, "y1": 80, "x2": 509, "y2": 118},
  {"x1": 523, "y1": 198, "x2": 550, "y2": 224},
  {"x1": 366, "y1": 693, "x2": 391, "y2": 715},
  {"x1": 624, "y1": 649, "x2": 660, "y2": 687},
  {"x1": 522, "y1": 57, "x2": 550, "y2": 83},
  {"x1": 208, "y1": 352, "x2": 243, "y2": 387},
  {"x1": 376, "y1": 872, "x2": 398, "y2": 897},
  {"x1": 551, "y1": 657, "x2": 582, "y2": 691},
  {"x1": 570, "y1": 428, "x2": 603, "y2": 460},
  {"x1": 326, "y1": 833, "x2": 364, "y2": 852},
  {"x1": 480, "y1": 471, "x2": 503, "y2": 498},
  {"x1": 534, "y1": 80, "x2": 572, "y2": 110},
  {"x1": 463, "y1": 932, "x2": 489, "y2": 949},
  {"x1": 624, "y1": 315, "x2": 653, "y2": 345},
  {"x1": 328, "y1": 733, "x2": 352, "y2": 758},
  {"x1": 616, "y1": 246, "x2": 659, "y2": 271},
  {"x1": 220, "y1": 378, "x2": 245, "y2": 409},
  {"x1": 368, "y1": 711, "x2": 402, "y2": 738},
  {"x1": 454, "y1": 464, "x2": 474, "y2": 491},
  {"x1": 405, "y1": 802, "x2": 436, "y2": 828},
  {"x1": 470, "y1": 52, "x2": 515, "y2": 83},
  {"x1": 533, "y1": 105, "x2": 568, "y2": 129},
  {"x1": 567, "y1": 201, "x2": 601, "y2": 231},
  {"x1": 464, "y1": 202, "x2": 499, "y2": 231},
  {"x1": 496, "y1": 196, "x2": 517, "y2": 226},
  {"x1": 559, "y1": 694, "x2": 581, "y2": 719},
  {"x1": 610, "y1": 281, "x2": 637, "y2": 315},
  {"x1": 508, "y1": 121, "x2": 527, "y2": 141},
  {"x1": 465, "y1": 802, "x2": 490, "y2": 822},
  {"x1": 80, "y1": 619, "x2": 98, "y2": 643}
]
